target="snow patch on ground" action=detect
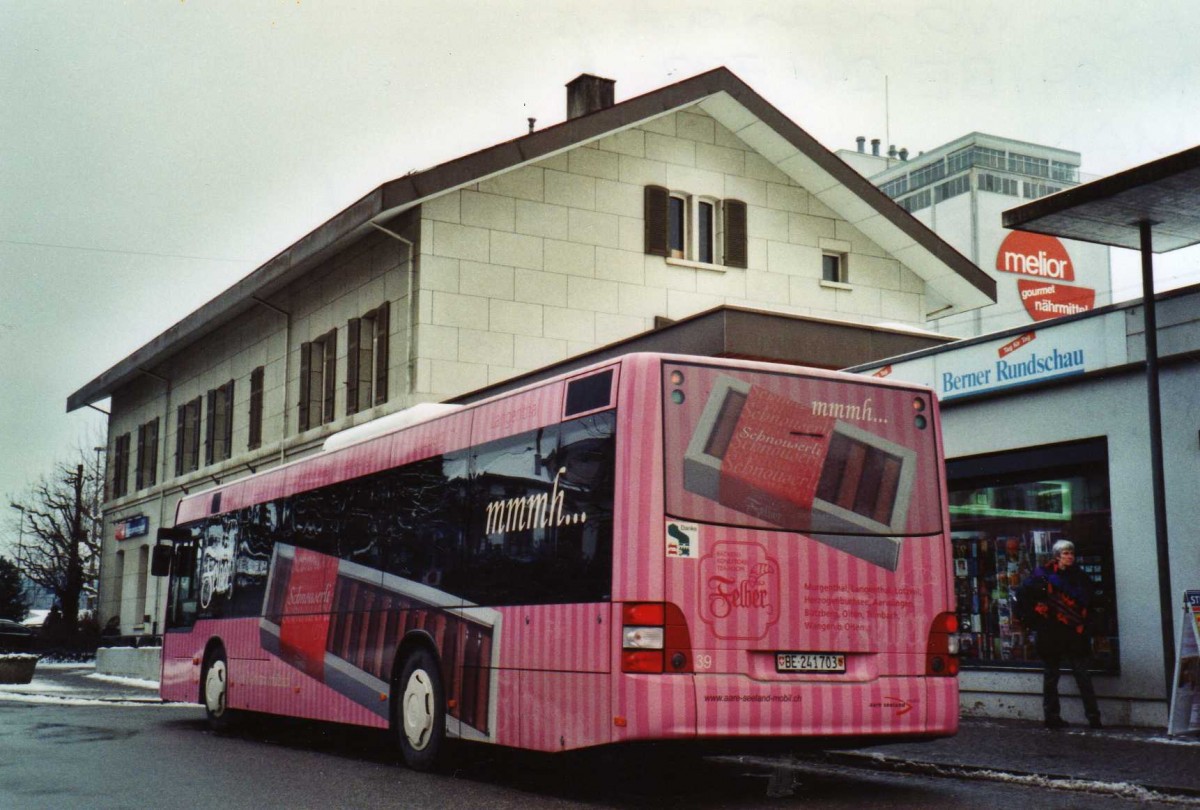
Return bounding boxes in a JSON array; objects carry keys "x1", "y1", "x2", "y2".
[
  {"x1": 0, "y1": 691, "x2": 183, "y2": 708},
  {"x1": 86, "y1": 672, "x2": 160, "y2": 690}
]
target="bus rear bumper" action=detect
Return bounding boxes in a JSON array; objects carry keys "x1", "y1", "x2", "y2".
[{"x1": 616, "y1": 673, "x2": 957, "y2": 743}]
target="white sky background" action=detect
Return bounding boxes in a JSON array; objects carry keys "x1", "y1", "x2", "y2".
[{"x1": 3, "y1": 0, "x2": 1200, "y2": 540}]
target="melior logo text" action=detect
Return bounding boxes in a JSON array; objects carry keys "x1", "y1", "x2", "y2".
[{"x1": 995, "y1": 231, "x2": 1075, "y2": 281}]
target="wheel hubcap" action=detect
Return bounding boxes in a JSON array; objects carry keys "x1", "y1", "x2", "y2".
[
  {"x1": 402, "y1": 669, "x2": 434, "y2": 750},
  {"x1": 205, "y1": 660, "x2": 227, "y2": 717}
]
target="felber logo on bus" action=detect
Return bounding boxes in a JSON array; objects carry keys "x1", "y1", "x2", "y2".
[
  {"x1": 699, "y1": 541, "x2": 780, "y2": 639},
  {"x1": 995, "y1": 231, "x2": 1075, "y2": 281}
]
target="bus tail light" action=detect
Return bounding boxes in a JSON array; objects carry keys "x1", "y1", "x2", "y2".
[
  {"x1": 621, "y1": 602, "x2": 693, "y2": 674},
  {"x1": 926, "y1": 612, "x2": 960, "y2": 676}
]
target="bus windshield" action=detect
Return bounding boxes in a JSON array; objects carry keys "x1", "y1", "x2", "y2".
[{"x1": 663, "y1": 360, "x2": 944, "y2": 541}]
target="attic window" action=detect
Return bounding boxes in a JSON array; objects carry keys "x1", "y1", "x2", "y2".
[
  {"x1": 822, "y1": 253, "x2": 847, "y2": 284},
  {"x1": 645, "y1": 185, "x2": 746, "y2": 269}
]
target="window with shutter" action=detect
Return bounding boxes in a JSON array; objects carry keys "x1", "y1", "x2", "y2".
[
  {"x1": 176, "y1": 397, "x2": 202, "y2": 475},
  {"x1": 347, "y1": 303, "x2": 391, "y2": 416},
  {"x1": 205, "y1": 381, "x2": 234, "y2": 465},
  {"x1": 647, "y1": 186, "x2": 747, "y2": 269},
  {"x1": 298, "y1": 330, "x2": 338, "y2": 432},
  {"x1": 136, "y1": 418, "x2": 158, "y2": 490}
]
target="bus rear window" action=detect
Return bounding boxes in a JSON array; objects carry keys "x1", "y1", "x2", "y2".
[{"x1": 663, "y1": 362, "x2": 943, "y2": 538}]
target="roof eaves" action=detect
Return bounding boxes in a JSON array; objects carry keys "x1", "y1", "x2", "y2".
[{"x1": 67, "y1": 188, "x2": 386, "y2": 411}]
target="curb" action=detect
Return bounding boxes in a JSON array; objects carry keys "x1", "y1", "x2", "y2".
[{"x1": 817, "y1": 750, "x2": 1200, "y2": 804}]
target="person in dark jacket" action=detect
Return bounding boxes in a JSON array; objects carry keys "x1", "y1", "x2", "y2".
[{"x1": 1016, "y1": 539, "x2": 1102, "y2": 729}]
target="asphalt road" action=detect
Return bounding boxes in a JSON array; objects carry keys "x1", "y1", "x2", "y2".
[{"x1": 0, "y1": 699, "x2": 1192, "y2": 809}]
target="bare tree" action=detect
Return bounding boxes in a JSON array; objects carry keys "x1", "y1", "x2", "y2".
[{"x1": 8, "y1": 446, "x2": 103, "y2": 634}]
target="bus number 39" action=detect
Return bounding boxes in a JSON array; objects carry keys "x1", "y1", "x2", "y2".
[{"x1": 694, "y1": 654, "x2": 713, "y2": 670}]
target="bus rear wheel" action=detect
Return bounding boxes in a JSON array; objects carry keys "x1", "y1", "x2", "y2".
[
  {"x1": 395, "y1": 647, "x2": 446, "y2": 771},
  {"x1": 202, "y1": 644, "x2": 237, "y2": 731}
]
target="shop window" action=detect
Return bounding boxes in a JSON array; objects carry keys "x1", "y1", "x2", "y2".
[{"x1": 947, "y1": 437, "x2": 1119, "y2": 673}]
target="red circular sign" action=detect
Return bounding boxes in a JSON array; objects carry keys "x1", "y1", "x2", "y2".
[{"x1": 996, "y1": 231, "x2": 1075, "y2": 281}]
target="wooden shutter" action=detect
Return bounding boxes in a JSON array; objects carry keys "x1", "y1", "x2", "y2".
[
  {"x1": 136, "y1": 423, "x2": 147, "y2": 490},
  {"x1": 322, "y1": 328, "x2": 337, "y2": 425},
  {"x1": 298, "y1": 342, "x2": 312, "y2": 432},
  {"x1": 175, "y1": 404, "x2": 186, "y2": 476},
  {"x1": 146, "y1": 418, "x2": 159, "y2": 487},
  {"x1": 187, "y1": 398, "x2": 201, "y2": 472},
  {"x1": 113, "y1": 433, "x2": 129, "y2": 498},
  {"x1": 248, "y1": 366, "x2": 264, "y2": 450},
  {"x1": 346, "y1": 318, "x2": 361, "y2": 415},
  {"x1": 222, "y1": 381, "x2": 234, "y2": 461},
  {"x1": 644, "y1": 185, "x2": 669, "y2": 257},
  {"x1": 205, "y1": 388, "x2": 217, "y2": 465},
  {"x1": 723, "y1": 199, "x2": 748, "y2": 268},
  {"x1": 374, "y1": 301, "x2": 390, "y2": 406}
]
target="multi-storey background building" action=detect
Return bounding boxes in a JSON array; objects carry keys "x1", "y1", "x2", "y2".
[{"x1": 839, "y1": 133, "x2": 1112, "y2": 338}]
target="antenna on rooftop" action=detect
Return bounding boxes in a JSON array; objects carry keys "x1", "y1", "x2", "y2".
[{"x1": 885, "y1": 75, "x2": 891, "y2": 160}]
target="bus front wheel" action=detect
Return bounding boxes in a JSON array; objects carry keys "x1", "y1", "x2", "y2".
[
  {"x1": 202, "y1": 644, "x2": 237, "y2": 731},
  {"x1": 395, "y1": 647, "x2": 446, "y2": 771}
]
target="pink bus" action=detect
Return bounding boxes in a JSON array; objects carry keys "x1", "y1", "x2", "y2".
[{"x1": 154, "y1": 353, "x2": 958, "y2": 769}]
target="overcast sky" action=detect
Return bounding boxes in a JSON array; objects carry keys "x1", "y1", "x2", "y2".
[{"x1": 3, "y1": 1, "x2": 1199, "y2": 538}]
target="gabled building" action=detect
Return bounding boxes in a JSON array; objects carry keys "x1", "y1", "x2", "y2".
[{"x1": 67, "y1": 67, "x2": 994, "y2": 636}]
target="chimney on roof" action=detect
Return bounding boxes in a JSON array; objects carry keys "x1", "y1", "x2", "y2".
[
  {"x1": 899, "y1": 147, "x2": 909, "y2": 161},
  {"x1": 856, "y1": 136, "x2": 866, "y2": 153},
  {"x1": 871, "y1": 138, "x2": 880, "y2": 157},
  {"x1": 566, "y1": 74, "x2": 616, "y2": 120},
  {"x1": 888, "y1": 144, "x2": 897, "y2": 159}
]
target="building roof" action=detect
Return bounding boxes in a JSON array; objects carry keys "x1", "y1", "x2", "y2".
[
  {"x1": 451, "y1": 304, "x2": 957, "y2": 403},
  {"x1": 1003, "y1": 144, "x2": 1200, "y2": 252},
  {"x1": 68, "y1": 66, "x2": 995, "y2": 412},
  {"x1": 871, "y1": 132, "x2": 1082, "y2": 183}
]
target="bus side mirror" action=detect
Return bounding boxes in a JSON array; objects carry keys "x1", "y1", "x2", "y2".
[{"x1": 151, "y1": 544, "x2": 174, "y2": 577}]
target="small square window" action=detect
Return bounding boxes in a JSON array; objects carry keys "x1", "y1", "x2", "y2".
[{"x1": 822, "y1": 253, "x2": 846, "y2": 283}]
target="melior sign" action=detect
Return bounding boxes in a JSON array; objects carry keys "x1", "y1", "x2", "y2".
[{"x1": 996, "y1": 231, "x2": 1075, "y2": 281}]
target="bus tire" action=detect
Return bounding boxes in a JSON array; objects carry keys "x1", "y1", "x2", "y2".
[
  {"x1": 201, "y1": 644, "x2": 237, "y2": 732},
  {"x1": 395, "y1": 646, "x2": 445, "y2": 771}
]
